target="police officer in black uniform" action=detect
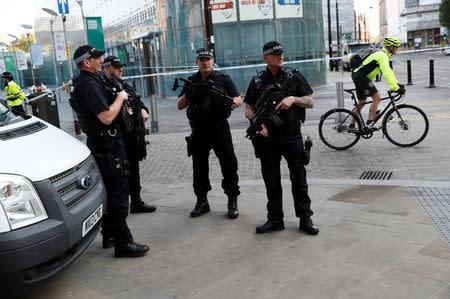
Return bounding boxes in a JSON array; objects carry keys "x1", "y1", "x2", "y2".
[
  {"x1": 71, "y1": 45, "x2": 149, "y2": 257},
  {"x1": 177, "y1": 48, "x2": 242, "y2": 219},
  {"x1": 102, "y1": 56, "x2": 156, "y2": 214},
  {"x1": 244, "y1": 41, "x2": 319, "y2": 235}
]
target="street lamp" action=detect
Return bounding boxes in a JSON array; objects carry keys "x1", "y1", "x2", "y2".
[
  {"x1": 7, "y1": 34, "x2": 20, "y2": 86},
  {"x1": 42, "y1": 7, "x2": 80, "y2": 134},
  {"x1": 20, "y1": 24, "x2": 36, "y2": 87},
  {"x1": 76, "y1": 0, "x2": 88, "y2": 43},
  {"x1": 42, "y1": 8, "x2": 61, "y2": 102}
]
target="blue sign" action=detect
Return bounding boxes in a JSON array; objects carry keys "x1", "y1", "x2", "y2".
[
  {"x1": 278, "y1": 0, "x2": 301, "y2": 4},
  {"x1": 57, "y1": 0, "x2": 70, "y2": 14},
  {"x1": 30, "y1": 43, "x2": 44, "y2": 66}
]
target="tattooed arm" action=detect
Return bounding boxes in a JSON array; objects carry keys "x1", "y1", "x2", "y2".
[{"x1": 275, "y1": 95, "x2": 314, "y2": 110}]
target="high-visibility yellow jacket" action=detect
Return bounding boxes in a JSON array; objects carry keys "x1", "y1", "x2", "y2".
[
  {"x1": 353, "y1": 47, "x2": 400, "y2": 91},
  {"x1": 5, "y1": 80, "x2": 26, "y2": 107}
]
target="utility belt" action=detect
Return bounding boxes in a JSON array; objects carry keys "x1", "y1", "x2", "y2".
[{"x1": 94, "y1": 153, "x2": 130, "y2": 179}]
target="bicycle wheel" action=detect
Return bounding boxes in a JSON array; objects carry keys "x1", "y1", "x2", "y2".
[
  {"x1": 382, "y1": 104, "x2": 429, "y2": 147},
  {"x1": 319, "y1": 108, "x2": 362, "y2": 150}
]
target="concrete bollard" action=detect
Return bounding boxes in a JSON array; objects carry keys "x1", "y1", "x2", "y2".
[
  {"x1": 429, "y1": 59, "x2": 435, "y2": 88},
  {"x1": 407, "y1": 60, "x2": 413, "y2": 85}
]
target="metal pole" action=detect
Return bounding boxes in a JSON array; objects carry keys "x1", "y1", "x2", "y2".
[
  {"x1": 335, "y1": 0, "x2": 340, "y2": 71},
  {"x1": 153, "y1": 33, "x2": 163, "y2": 101},
  {"x1": 429, "y1": 59, "x2": 435, "y2": 88},
  {"x1": 202, "y1": 0, "x2": 215, "y2": 58},
  {"x1": 62, "y1": 13, "x2": 80, "y2": 134},
  {"x1": 11, "y1": 44, "x2": 20, "y2": 86},
  {"x1": 407, "y1": 60, "x2": 412, "y2": 85},
  {"x1": 78, "y1": 2, "x2": 88, "y2": 43},
  {"x1": 49, "y1": 19, "x2": 61, "y2": 102},
  {"x1": 26, "y1": 33, "x2": 36, "y2": 87},
  {"x1": 336, "y1": 81, "x2": 344, "y2": 123},
  {"x1": 327, "y1": 0, "x2": 333, "y2": 71}
]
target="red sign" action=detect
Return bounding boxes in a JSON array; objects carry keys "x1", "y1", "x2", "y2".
[{"x1": 211, "y1": 2, "x2": 234, "y2": 10}]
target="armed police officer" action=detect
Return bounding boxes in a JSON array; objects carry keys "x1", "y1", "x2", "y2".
[
  {"x1": 71, "y1": 45, "x2": 149, "y2": 258},
  {"x1": 177, "y1": 48, "x2": 242, "y2": 219},
  {"x1": 102, "y1": 56, "x2": 156, "y2": 214},
  {"x1": 244, "y1": 41, "x2": 319, "y2": 235}
]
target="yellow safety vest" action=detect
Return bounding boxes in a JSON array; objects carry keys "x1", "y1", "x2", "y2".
[{"x1": 5, "y1": 81, "x2": 26, "y2": 107}]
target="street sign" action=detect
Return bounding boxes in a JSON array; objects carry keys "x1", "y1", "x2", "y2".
[
  {"x1": 4, "y1": 56, "x2": 16, "y2": 73},
  {"x1": 86, "y1": 17, "x2": 105, "y2": 50},
  {"x1": 57, "y1": 0, "x2": 69, "y2": 14}
]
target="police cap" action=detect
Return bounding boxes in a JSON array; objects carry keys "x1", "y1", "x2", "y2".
[
  {"x1": 196, "y1": 48, "x2": 214, "y2": 59},
  {"x1": 1, "y1": 72, "x2": 13, "y2": 80},
  {"x1": 263, "y1": 41, "x2": 285, "y2": 56},
  {"x1": 103, "y1": 56, "x2": 127, "y2": 68},
  {"x1": 74, "y1": 44, "x2": 105, "y2": 64}
]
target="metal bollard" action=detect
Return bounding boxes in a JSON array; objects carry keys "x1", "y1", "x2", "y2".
[
  {"x1": 336, "y1": 81, "x2": 344, "y2": 123},
  {"x1": 407, "y1": 60, "x2": 413, "y2": 85},
  {"x1": 429, "y1": 59, "x2": 435, "y2": 88}
]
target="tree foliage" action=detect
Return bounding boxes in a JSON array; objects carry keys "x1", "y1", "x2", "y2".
[
  {"x1": 15, "y1": 33, "x2": 35, "y2": 52},
  {"x1": 440, "y1": 0, "x2": 450, "y2": 29}
]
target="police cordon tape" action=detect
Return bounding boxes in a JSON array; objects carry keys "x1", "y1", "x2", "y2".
[
  {"x1": 26, "y1": 84, "x2": 68, "y2": 102},
  {"x1": 122, "y1": 46, "x2": 450, "y2": 81}
]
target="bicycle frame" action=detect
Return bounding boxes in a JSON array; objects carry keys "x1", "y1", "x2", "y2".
[{"x1": 345, "y1": 89, "x2": 403, "y2": 127}]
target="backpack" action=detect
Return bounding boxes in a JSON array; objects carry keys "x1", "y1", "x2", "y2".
[{"x1": 349, "y1": 48, "x2": 380, "y2": 70}]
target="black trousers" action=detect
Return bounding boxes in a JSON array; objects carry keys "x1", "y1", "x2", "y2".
[
  {"x1": 124, "y1": 137, "x2": 142, "y2": 205},
  {"x1": 10, "y1": 104, "x2": 25, "y2": 114},
  {"x1": 87, "y1": 137, "x2": 133, "y2": 245},
  {"x1": 191, "y1": 121, "x2": 240, "y2": 198},
  {"x1": 253, "y1": 135, "x2": 313, "y2": 221}
]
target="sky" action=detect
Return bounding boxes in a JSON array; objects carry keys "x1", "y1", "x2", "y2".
[{"x1": 0, "y1": 0, "x2": 381, "y2": 43}]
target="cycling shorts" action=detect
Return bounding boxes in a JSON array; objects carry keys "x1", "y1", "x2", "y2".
[{"x1": 352, "y1": 72, "x2": 378, "y2": 100}]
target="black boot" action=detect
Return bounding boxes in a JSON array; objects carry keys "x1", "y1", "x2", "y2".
[
  {"x1": 299, "y1": 217, "x2": 319, "y2": 235},
  {"x1": 190, "y1": 196, "x2": 210, "y2": 218},
  {"x1": 102, "y1": 235, "x2": 115, "y2": 249},
  {"x1": 227, "y1": 196, "x2": 239, "y2": 219},
  {"x1": 114, "y1": 241, "x2": 149, "y2": 258},
  {"x1": 255, "y1": 219, "x2": 285, "y2": 234},
  {"x1": 130, "y1": 199, "x2": 156, "y2": 213}
]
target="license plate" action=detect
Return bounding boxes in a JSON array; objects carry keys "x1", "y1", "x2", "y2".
[{"x1": 82, "y1": 203, "x2": 103, "y2": 237}]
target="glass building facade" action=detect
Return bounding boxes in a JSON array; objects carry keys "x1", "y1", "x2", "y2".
[{"x1": 32, "y1": 0, "x2": 325, "y2": 97}]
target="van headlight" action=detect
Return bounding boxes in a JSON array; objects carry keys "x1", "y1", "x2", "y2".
[{"x1": 0, "y1": 174, "x2": 48, "y2": 232}]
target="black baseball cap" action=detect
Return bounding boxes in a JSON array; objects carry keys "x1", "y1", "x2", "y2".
[
  {"x1": 196, "y1": 48, "x2": 214, "y2": 59},
  {"x1": 263, "y1": 41, "x2": 285, "y2": 56},
  {"x1": 1, "y1": 72, "x2": 13, "y2": 80},
  {"x1": 73, "y1": 45, "x2": 105, "y2": 64},
  {"x1": 103, "y1": 56, "x2": 127, "y2": 67}
]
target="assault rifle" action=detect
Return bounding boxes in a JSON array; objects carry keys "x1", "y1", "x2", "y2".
[
  {"x1": 110, "y1": 73, "x2": 133, "y2": 135},
  {"x1": 172, "y1": 77, "x2": 235, "y2": 111},
  {"x1": 245, "y1": 85, "x2": 285, "y2": 140},
  {"x1": 110, "y1": 73, "x2": 149, "y2": 160}
]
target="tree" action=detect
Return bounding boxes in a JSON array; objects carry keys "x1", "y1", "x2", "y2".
[
  {"x1": 16, "y1": 33, "x2": 35, "y2": 52},
  {"x1": 440, "y1": 0, "x2": 450, "y2": 28}
]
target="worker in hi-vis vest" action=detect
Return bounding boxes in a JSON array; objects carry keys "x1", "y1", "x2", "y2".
[{"x1": 2, "y1": 72, "x2": 27, "y2": 113}]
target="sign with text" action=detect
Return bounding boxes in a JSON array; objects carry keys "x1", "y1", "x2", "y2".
[
  {"x1": 30, "y1": 43, "x2": 44, "y2": 66},
  {"x1": 239, "y1": 0, "x2": 274, "y2": 21},
  {"x1": 16, "y1": 51, "x2": 28, "y2": 70},
  {"x1": 54, "y1": 31, "x2": 67, "y2": 61},
  {"x1": 0, "y1": 57, "x2": 6, "y2": 74},
  {"x1": 275, "y1": 0, "x2": 303, "y2": 19},
  {"x1": 86, "y1": 17, "x2": 105, "y2": 51},
  {"x1": 4, "y1": 56, "x2": 16, "y2": 73},
  {"x1": 211, "y1": 0, "x2": 237, "y2": 23}
]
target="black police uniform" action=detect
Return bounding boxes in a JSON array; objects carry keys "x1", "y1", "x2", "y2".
[
  {"x1": 103, "y1": 76, "x2": 149, "y2": 205},
  {"x1": 72, "y1": 70, "x2": 133, "y2": 245},
  {"x1": 179, "y1": 70, "x2": 240, "y2": 200},
  {"x1": 244, "y1": 66, "x2": 313, "y2": 221}
]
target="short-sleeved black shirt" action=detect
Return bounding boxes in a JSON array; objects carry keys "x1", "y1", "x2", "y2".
[
  {"x1": 73, "y1": 70, "x2": 111, "y2": 137},
  {"x1": 244, "y1": 66, "x2": 313, "y2": 136},
  {"x1": 179, "y1": 70, "x2": 239, "y2": 123}
]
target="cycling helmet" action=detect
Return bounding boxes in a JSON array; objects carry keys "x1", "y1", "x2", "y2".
[{"x1": 383, "y1": 37, "x2": 401, "y2": 47}]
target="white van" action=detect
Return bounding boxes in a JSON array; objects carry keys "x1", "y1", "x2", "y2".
[{"x1": 0, "y1": 102, "x2": 106, "y2": 288}]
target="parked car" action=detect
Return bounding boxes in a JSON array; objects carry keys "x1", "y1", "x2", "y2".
[{"x1": 0, "y1": 102, "x2": 106, "y2": 291}]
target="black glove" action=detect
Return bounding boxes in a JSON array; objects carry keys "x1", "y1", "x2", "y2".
[{"x1": 397, "y1": 84, "x2": 406, "y2": 95}]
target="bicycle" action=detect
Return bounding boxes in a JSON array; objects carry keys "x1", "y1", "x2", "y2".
[{"x1": 318, "y1": 89, "x2": 429, "y2": 150}]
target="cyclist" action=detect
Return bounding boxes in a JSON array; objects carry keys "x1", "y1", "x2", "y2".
[{"x1": 348, "y1": 37, "x2": 406, "y2": 132}]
